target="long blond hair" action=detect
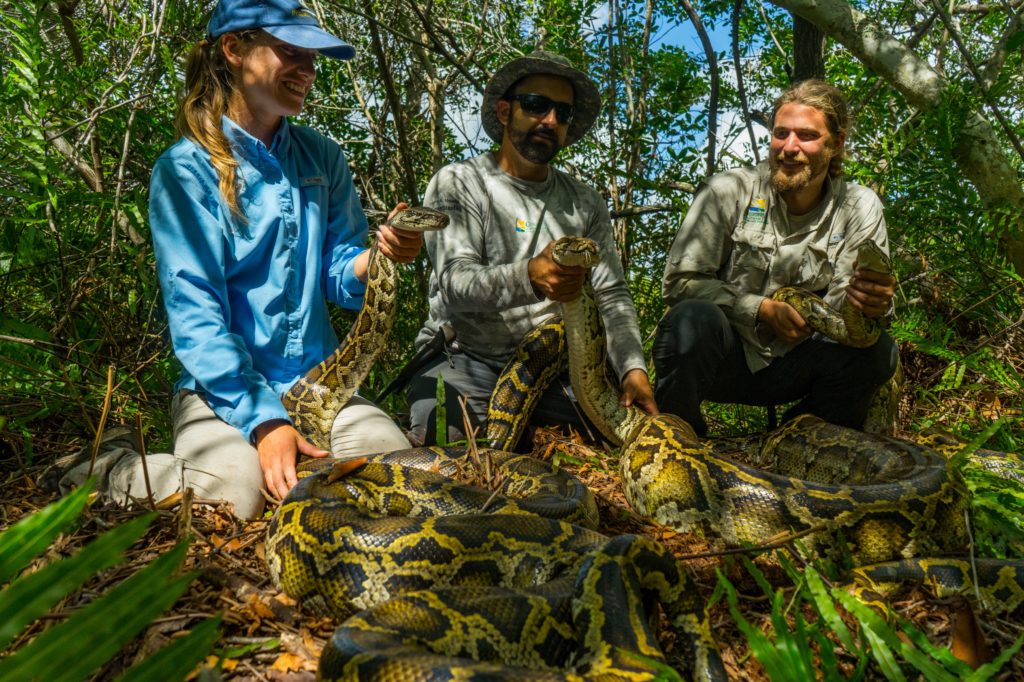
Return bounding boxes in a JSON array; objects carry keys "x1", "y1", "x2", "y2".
[
  {"x1": 174, "y1": 30, "x2": 257, "y2": 218},
  {"x1": 771, "y1": 79, "x2": 849, "y2": 178}
]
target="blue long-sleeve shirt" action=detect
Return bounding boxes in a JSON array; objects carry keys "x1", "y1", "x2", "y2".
[{"x1": 149, "y1": 117, "x2": 368, "y2": 441}]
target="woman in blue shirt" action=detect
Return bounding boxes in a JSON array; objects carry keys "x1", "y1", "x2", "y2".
[{"x1": 63, "y1": 0, "x2": 422, "y2": 519}]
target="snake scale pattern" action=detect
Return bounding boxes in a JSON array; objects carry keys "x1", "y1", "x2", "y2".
[
  {"x1": 281, "y1": 207, "x2": 450, "y2": 451},
  {"x1": 270, "y1": 213, "x2": 726, "y2": 680},
  {"x1": 269, "y1": 222, "x2": 1023, "y2": 679},
  {"x1": 555, "y1": 235, "x2": 1023, "y2": 611}
]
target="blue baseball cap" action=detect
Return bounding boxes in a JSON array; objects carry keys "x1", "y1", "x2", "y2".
[{"x1": 207, "y1": 0, "x2": 355, "y2": 60}]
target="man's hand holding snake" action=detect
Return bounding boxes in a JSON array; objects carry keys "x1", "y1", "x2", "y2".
[
  {"x1": 528, "y1": 240, "x2": 588, "y2": 302},
  {"x1": 620, "y1": 368, "x2": 659, "y2": 415},
  {"x1": 758, "y1": 297, "x2": 813, "y2": 343},
  {"x1": 847, "y1": 265, "x2": 895, "y2": 318}
]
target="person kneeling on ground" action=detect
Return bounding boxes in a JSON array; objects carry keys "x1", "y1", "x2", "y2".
[{"x1": 653, "y1": 79, "x2": 898, "y2": 436}]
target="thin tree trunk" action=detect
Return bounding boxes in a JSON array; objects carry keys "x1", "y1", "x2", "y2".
[
  {"x1": 677, "y1": 0, "x2": 718, "y2": 177},
  {"x1": 732, "y1": 0, "x2": 760, "y2": 163},
  {"x1": 791, "y1": 14, "x2": 825, "y2": 81}
]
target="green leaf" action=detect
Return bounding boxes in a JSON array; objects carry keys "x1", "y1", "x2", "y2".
[
  {"x1": 804, "y1": 566, "x2": 858, "y2": 654},
  {"x1": 115, "y1": 615, "x2": 223, "y2": 682},
  {"x1": 834, "y1": 590, "x2": 956, "y2": 682},
  {"x1": 719, "y1": 570, "x2": 803, "y2": 681},
  {"x1": 896, "y1": 617, "x2": 971, "y2": 676},
  {"x1": 0, "y1": 482, "x2": 92, "y2": 584},
  {"x1": 0, "y1": 540, "x2": 197, "y2": 682},
  {"x1": 0, "y1": 512, "x2": 155, "y2": 650},
  {"x1": 1006, "y1": 28, "x2": 1024, "y2": 51},
  {"x1": 858, "y1": 623, "x2": 906, "y2": 682}
]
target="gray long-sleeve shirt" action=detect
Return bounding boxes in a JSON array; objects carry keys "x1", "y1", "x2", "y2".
[
  {"x1": 416, "y1": 152, "x2": 647, "y2": 379},
  {"x1": 662, "y1": 162, "x2": 889, "y2": 372}
]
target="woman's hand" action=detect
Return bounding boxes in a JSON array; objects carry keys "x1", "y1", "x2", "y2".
[
  {"x1": 377, "y1": 202, "x2": 424, "y2": 264},
  {"x1": 253, "y1": 419, "x2": 328, "y2": 501}
]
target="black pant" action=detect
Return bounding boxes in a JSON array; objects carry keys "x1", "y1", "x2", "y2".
[
  {"x1": 652, "y1": 300, "x2": 899, "y2": 436},
  {"x1": 406, "y1": 351, "x2": 591, "y2": 450}
]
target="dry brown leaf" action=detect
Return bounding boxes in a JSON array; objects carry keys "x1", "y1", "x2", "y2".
[
  {"x1": 186, "y1": 656, "x2": 237, "y2": 681},
  {"x1": 951, "y1": 602, "x2": 992, "y2": 668},
  {"x1": 248, "y1": 594, "x2": 276, "y2": 619},
  {"x1": 326, "y1": 457, "x2": 368, "y2": 483},
  {"x1": 981, "y1": 394, "x2": 1003, "y2": 420},
  {"x1": 271, "y1": 652, "x2": 306, "y2": 673},
  {"x1": 209, "y1": 533, "x2": 244, "y2": 553}
]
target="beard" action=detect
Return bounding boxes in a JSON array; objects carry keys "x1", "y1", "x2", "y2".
[
  {"x1": 508, "y1": 125, "x2": 562, "y2": 164},
  {"x1": 769, "y1": 148, "x2": 832, "y2": 193}
]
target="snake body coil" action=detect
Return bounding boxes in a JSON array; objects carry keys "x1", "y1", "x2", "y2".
[
  {"x1": 282, "y1": 207, "x2": 449, "y2": 451},
  {"x1": 551, "y1": 235, "x2": 1022, "y2": 600},
  {"x1": 269, "y1": 220, "x2": 726, "y2": 680}
]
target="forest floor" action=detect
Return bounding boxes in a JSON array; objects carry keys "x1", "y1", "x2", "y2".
[{"x1": 3, "y1": 416, "x2": 1023, "y2": 681}]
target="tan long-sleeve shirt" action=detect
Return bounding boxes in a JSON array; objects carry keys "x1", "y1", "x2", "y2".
[{"x1": 663, "y1": 162, "x2": 889, "y2": 372}]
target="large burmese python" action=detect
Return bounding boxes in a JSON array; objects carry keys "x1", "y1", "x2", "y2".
[
  {"x1": 555, "y1": 235, "x2": 1023, "y2": 611},
  {"x1": 281, "y1": 206, "x2": 450, "y2": 451},
  {"x1": 269, "y1": 212, "x2": 726, "y2": 680}
]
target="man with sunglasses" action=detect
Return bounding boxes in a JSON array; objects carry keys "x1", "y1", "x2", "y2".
[
  {"x1": 405, "y1": 50, "x2": 657, "y2": 448},
  {"x1": 653, "y1": 80, "x2": 898, "y2": 436}
]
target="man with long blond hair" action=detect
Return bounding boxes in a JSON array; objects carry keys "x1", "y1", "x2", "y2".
[
  {"x1": 59, "y1": 0, "x2": 423, "y2": 518},
  {"x1": 654, "y1": 79, "x2": 898, "y2": 435}
]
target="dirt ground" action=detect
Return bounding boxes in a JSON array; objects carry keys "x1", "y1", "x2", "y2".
[{"x1": 2, "y1": 426, "x2": 1023, "y2": 681}]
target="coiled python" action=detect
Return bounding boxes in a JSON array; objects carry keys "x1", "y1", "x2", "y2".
[
  {"x1": 556, "y1": 235, "x2": 1023, "y2": 612},
  {"x1": 269, "y1": 212, "x2": 726, "y2": 680}
]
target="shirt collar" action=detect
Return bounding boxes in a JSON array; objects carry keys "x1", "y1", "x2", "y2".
[{"x1": 221, "y1": 116, "x2": 293, "y2": 160}]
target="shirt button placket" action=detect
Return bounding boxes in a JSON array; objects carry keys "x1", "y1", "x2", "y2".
[{"x1": 281, "y1": 178, "x2": 301, "y2": 359}]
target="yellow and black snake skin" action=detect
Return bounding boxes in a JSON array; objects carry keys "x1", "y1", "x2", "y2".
[
  {"x1": 269, "y1": 449, "x2": 723, "y2": 680},
  {"x1": 270, "y1": 220, "x2": 727, "y2": 680},
  {"x1": 485, "y1": 320, "x2": 568, "y2": 452},
  {"x1": 554, "y1": 235, "x2": 1023, "y2": 610},
  {"x1": 281, "y1": 206, "x2": 449, "y2": 451}
]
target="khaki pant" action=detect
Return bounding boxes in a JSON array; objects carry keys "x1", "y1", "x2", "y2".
[{"x1": 60, "y1": 390, "x2": 411, "y2": 520}]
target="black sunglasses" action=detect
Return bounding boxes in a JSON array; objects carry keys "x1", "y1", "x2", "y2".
[{"x1": 507, "y1": 93, "x2": 575, "y2": 125}]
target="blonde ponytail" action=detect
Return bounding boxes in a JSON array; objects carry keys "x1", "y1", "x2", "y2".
[{"x1": 174, "y1": 32, "x2": 257, "y2": 219}]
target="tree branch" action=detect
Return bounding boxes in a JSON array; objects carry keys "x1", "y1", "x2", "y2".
[
  {"x1": 366, "y1": 16, "x2": 420, "y2": 204},
  {"x1": 677, "y1": 0, "x2": 719, "y2": 177},
  {"x1": 769, "y1": 0, "x2": 1024, "y2": 274},
  {"x1": 928, "y1": 0, "x2": 1024, "y2": 161},
  {"x1": 732, "y1": 0, "x2": 761, "y2": 163}
]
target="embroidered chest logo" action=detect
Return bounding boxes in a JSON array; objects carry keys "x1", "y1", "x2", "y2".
[
  {"x1": 515, "y1": 217, "x2": 538, "y2": 234},
  {"x1": 745, "y1": 197, "x2": 767, "y2": 225}
]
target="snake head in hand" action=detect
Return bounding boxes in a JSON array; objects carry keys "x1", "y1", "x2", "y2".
[{"x1": 376, "y1": 206, "x2": 450, "y2": 264}]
